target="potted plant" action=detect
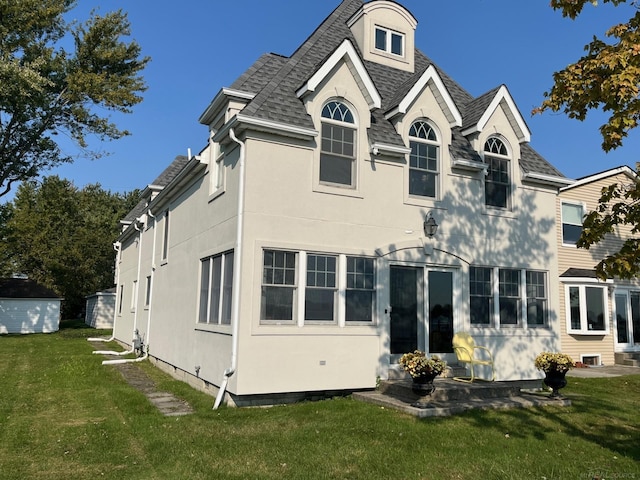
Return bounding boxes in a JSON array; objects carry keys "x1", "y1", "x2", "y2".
[
  {"x1": 399, "y1": 350, "x2": 446, "y2": 396},
  {"x1": 534, "y1": 352, "x2": 574, "y2": 398}
]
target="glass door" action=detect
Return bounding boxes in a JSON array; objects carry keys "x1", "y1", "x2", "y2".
[
  {"x1": 428, "y1": 270, "x2": 454, "y2": 354},
  {"x1": 389, "y1": 266, "x2": 422, "y2": 357},
  {"x1": 614, "y1": 291, "x2": 640, "y2": 350}
]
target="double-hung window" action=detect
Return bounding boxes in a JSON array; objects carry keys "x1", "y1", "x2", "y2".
[
  {"x1": 561, "y1": 202, "x2": 584, "y2": 245},
  {"x1": 346, "y1": 257, "x2": 375, "y2": 322},
  {"x1": 161, "y1": 210, "x2": 170, "y2": 261},
  {"x1": 305, "y1": 254, "x2": 337, "y2": 322},
  {"x1": 198, "y1": 251, "x2": 234, "y2": 325},
  {"x1": 261, "y1": 250, "x2": 297, "y2": 323},
  {"x1": 566, "y1": 285, "x2": 608, "y2": 334},
  {"x1": 320, "y1": 101, "x2": 356, "y2": 187},
  {"x1": 484, "y1": 137, "x2": 510, "y2": 209},
  {"x1": 260, "y1": 250, "x2": 375, "y2": 326},
  {"x1": 470, "y1": 266, "x2": 548, "y2": 328},
  {"x1": 408, "y1": 120, "x2": 439, "y2": 198},
  {"x1": 374, "y1": 26, "x2": 404, "y2": 56}
]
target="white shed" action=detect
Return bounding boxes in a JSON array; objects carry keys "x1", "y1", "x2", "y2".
[
  {"x1": 0, "y1": 278, "x2": 62, "y2": 334},
  {"x1": 85, "y1": 288, "x2": 116, "y2": 329}
]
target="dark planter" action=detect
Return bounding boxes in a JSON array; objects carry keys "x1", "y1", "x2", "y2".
[
  {"x1": 544, "y1": 370, "x2": 568, "y2": 398},
  {"x1": 411, "y1": 371, "x2": 438, "y2": 397}
]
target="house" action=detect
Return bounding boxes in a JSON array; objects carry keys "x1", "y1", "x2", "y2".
[
  {"x1": 85, "y1": 288, "x2": 116, "y2": 329},
  {"x1": 111, "y1": 0, "x2": 572, "y2": 406},
  {"x1": 0, "y1": 278, "x2": 61, "y2": 334},
  {"x1": 557, "y1": 166, "x2": 640, "y2": 366}
]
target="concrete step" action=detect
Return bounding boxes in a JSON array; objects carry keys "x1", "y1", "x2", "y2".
[
  {"x1": 615, "y1": 352, "x2": 640, "y2": 367},
  {"x1": 378, "y1": 378, "x2": 522, "y2": 404}
]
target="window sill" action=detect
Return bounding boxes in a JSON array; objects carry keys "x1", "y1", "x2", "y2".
[
  {"x1": 313, "y1": 183, "x2": 363, "y2": 199},
  {"x1": 195, "y1": 323, "x2": 232, "y2": 335},
  {"x1": 568, "y1": 330, "x2": 609, "y2": 336},
  {"x1": 208, "y1": 187, "x2": 225, "y2": 203},
  {"x1": 482, "y1": 209, "x2": 517, "y2": 220}
]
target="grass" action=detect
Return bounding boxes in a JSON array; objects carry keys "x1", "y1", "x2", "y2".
[{"x1": 0, "y1": 320, "x2": 639, "y2": 479}]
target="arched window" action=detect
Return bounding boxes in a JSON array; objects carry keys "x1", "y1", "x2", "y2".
[
  {"x1": 320, "y1": 101, "x2": 356, "y2": 187},
  {"x1": 408, "y1": 120, "x2": 439, "y2": 198},
  {"x1": 483, "y1": 137, "x2": 510, "y2": 209}
]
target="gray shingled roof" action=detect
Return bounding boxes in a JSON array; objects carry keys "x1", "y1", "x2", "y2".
[
  {"x1": 122, "y1": 155, "x2": 190, "y2": 223},
  {"x1": 0, "y1": 278, "x2": 60, "y2": 299},
  {"x1": 226, "y1": 0, "x2": 564, "y2": 179}
]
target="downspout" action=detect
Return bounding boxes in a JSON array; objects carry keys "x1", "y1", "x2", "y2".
[
  {"x1": 213, "y1": 128, "x2": 245, "y2": 409},
  {"x1": 102, "y1": 211, "x2": 157, "y2": 366},
  {"x1": 96, "y1": 218, "x2": 144, "y2": 358},
  {"x1": 88, "y1": 241, "x2": 121, "y2": 343}
]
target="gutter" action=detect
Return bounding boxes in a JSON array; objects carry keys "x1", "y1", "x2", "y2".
[
  {"x1": 95, "y1": 218, "x2": 145, "y2": 359},
  {"x1": 88, "y1": 241, "x2": 122, "y2": 343},
  {"x1": 213, "y1": 127, "x2": 245, "y2": 410}
]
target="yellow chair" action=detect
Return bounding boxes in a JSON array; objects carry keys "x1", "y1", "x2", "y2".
[{"x1": 452, "y1": 332, "x2": 496, "y2": 382}]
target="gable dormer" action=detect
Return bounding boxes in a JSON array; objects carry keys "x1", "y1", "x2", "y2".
[{"x1": 347, "y1": 0, "x2": 417, "y2": 73}]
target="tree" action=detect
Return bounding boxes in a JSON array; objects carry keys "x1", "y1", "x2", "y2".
[
  {"x1": 3, "y1": 176, "x2": 140, "y2": 317},
  {"x1": 536, "y1": 1, "x2": 640, "y2": 279},
  {"x1": 536, "y1": 0, "x2": 640, "y2": 152},
  {"x1": 0, "y1": 0, "x2": 149, "y2": 197}
]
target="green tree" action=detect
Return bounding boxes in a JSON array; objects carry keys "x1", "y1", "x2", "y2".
[
  {"x1": 4, "y1": 176, "x2": 139, "y2": 317},
  {"x1": 537, "y1": 0, "x2": 640, "y2": 279},
  {"x1": 0, "y1": 0, "x2": 149, "y2": 197}
]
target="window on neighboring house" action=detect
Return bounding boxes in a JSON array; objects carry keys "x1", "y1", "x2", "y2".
[
  {"x1": 375, "y1": 26, "x2": 404, "y2": 56},
  {"x1": 144, "y1": 275, "x2": 151, "y2": 307},
  {"x1": 161, "y1": 210, "x2": 170, "y2": 261},
  {"x1": 346, "y1": 257, "x2": 375, "y2": 323},
  {"x1": 484, "y1": 137, "x2": 510, "y2": 209},
  {"x1": 198, "y1": 251, "x2": 234, "y2": 325},
  {"x1": 261, "y1": 250, "x2": 297, "y2": 323},
  {"x1": 567, "y1": 285, "x2": 607, "y2": 334},
  {"x1": 470, "y1": 266, "x2": 548, "y2": 328},
  {"x1": 320, "y1": 101, "x2": 356, "y2": 187},
  {"x1": 470, "y1": 267, "x2": 492, "y2": 326},
  {"x1": 305, "y1": 254, "x2": 337, "y2": 322},
  {"x1": 408, "y1": 120, "x2": 439, "y2": 198},
  {"x1": 561, "y1": 202, "x2": 584, "y2": 245}
]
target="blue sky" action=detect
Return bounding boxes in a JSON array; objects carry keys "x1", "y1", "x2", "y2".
[{"x1": 38, "y1": 0, "x2": 640, "y2": 196}]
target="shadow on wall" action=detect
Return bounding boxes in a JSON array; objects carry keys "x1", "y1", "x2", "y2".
[{"x1": 376, "y1": 176, "x2": 559, "y2": 380}]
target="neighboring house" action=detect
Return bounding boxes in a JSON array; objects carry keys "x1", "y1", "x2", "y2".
[
  {"x1": 557, "y1": 166, "x2": 640, "y2": 366},
  {"x1": 0, "y1": 278, "x2": 61, "y2": 334},
  {"x1": 112, "y1": 0, "x2": 571, "y2": 406},
  {"x1": 85, "y1": 288, "x2": 116, "y2": 329}
]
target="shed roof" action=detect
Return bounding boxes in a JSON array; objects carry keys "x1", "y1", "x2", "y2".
[{"x1": 0, "y1": 278, "x2": 60, "y2": 299}]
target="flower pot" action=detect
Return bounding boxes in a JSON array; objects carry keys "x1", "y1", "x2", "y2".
[
  {"x1": 543, "y1": 370, "x2": 568, "y2": 398},
  {"x1": 411, "y1": 372, "x2": 437, "y2": 396}
]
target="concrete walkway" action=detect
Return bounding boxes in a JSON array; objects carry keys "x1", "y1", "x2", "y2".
[
  {"x1": 89, "y1": 340, "x2": 194, "y2": 417},
  {"x1": 567, "y1": 364, "x2": 640, "y2": 378}
]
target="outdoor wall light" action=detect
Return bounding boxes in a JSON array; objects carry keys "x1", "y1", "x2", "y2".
[{"x1": 423, "y1": 212, "x2": 438, "y2": 238}]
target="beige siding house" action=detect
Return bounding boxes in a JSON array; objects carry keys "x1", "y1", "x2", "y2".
[
  {"x1": 558, "y1": 166, "x2": 640, "y2": 366},
  {"x1": 111, "y1": 0, "x2": 572, "y2": 406}
]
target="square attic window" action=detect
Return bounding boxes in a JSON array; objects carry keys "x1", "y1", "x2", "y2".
[{"x1": 375, "y1": 27, "x2": 403, "y2": 56}]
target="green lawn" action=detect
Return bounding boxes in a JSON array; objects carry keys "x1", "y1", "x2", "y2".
[{"x1": 1, "y1": 321, "x2": 639, "y2": 480}]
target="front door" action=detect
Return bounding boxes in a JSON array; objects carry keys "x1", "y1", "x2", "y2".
[
  {"x1": 615, "y1": 291, "x2": 640, "y2": 350},
  {"x1": 389, "y1": 266, "x2": 455, "y2": 359}
]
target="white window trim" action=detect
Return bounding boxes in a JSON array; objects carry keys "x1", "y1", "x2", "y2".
[
  {"x1": 209, "y1": 149, "x2": 226, "y2": 202},
  {"x1": 261, "y1": 249, "x2": 376, "y2": 327},
  {"x1": 580, "y1": 353, "x2": 602, "y2": 366},
  {"x1": 565, "y1": 284, "x2": 610, "y2": 335},
  {"x1": 197, "y1": 251, "x2": 234, "y2": 327},
  {"x1": 130, "y1": 280, "x2": 137, "y2": 313},
  {"x1": 160, "y1": 210, "x2": 170, "y2": 265},
  {"x1": 374, "y1": 25, "x2": 405, "y2": 57},
  {"x1": 470, "y1": 266, "x2": 549, "y2": 330},
  {"x1": 482, "y1": 136, "x2": 513, "y2": 212},
  {"x1": 405, "y1": 119, "x2": 441, "y2": 204},
  {"x1": 560, "y1": 200, "x2": 586, "y2": 247}
]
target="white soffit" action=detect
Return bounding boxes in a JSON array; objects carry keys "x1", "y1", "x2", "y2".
[
  {"x1": 296, "y1": 39, "x2": 382, "y2": 109},
  {"x1": 386, "y1": 65, "x2": 462, "y2": 126}
]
